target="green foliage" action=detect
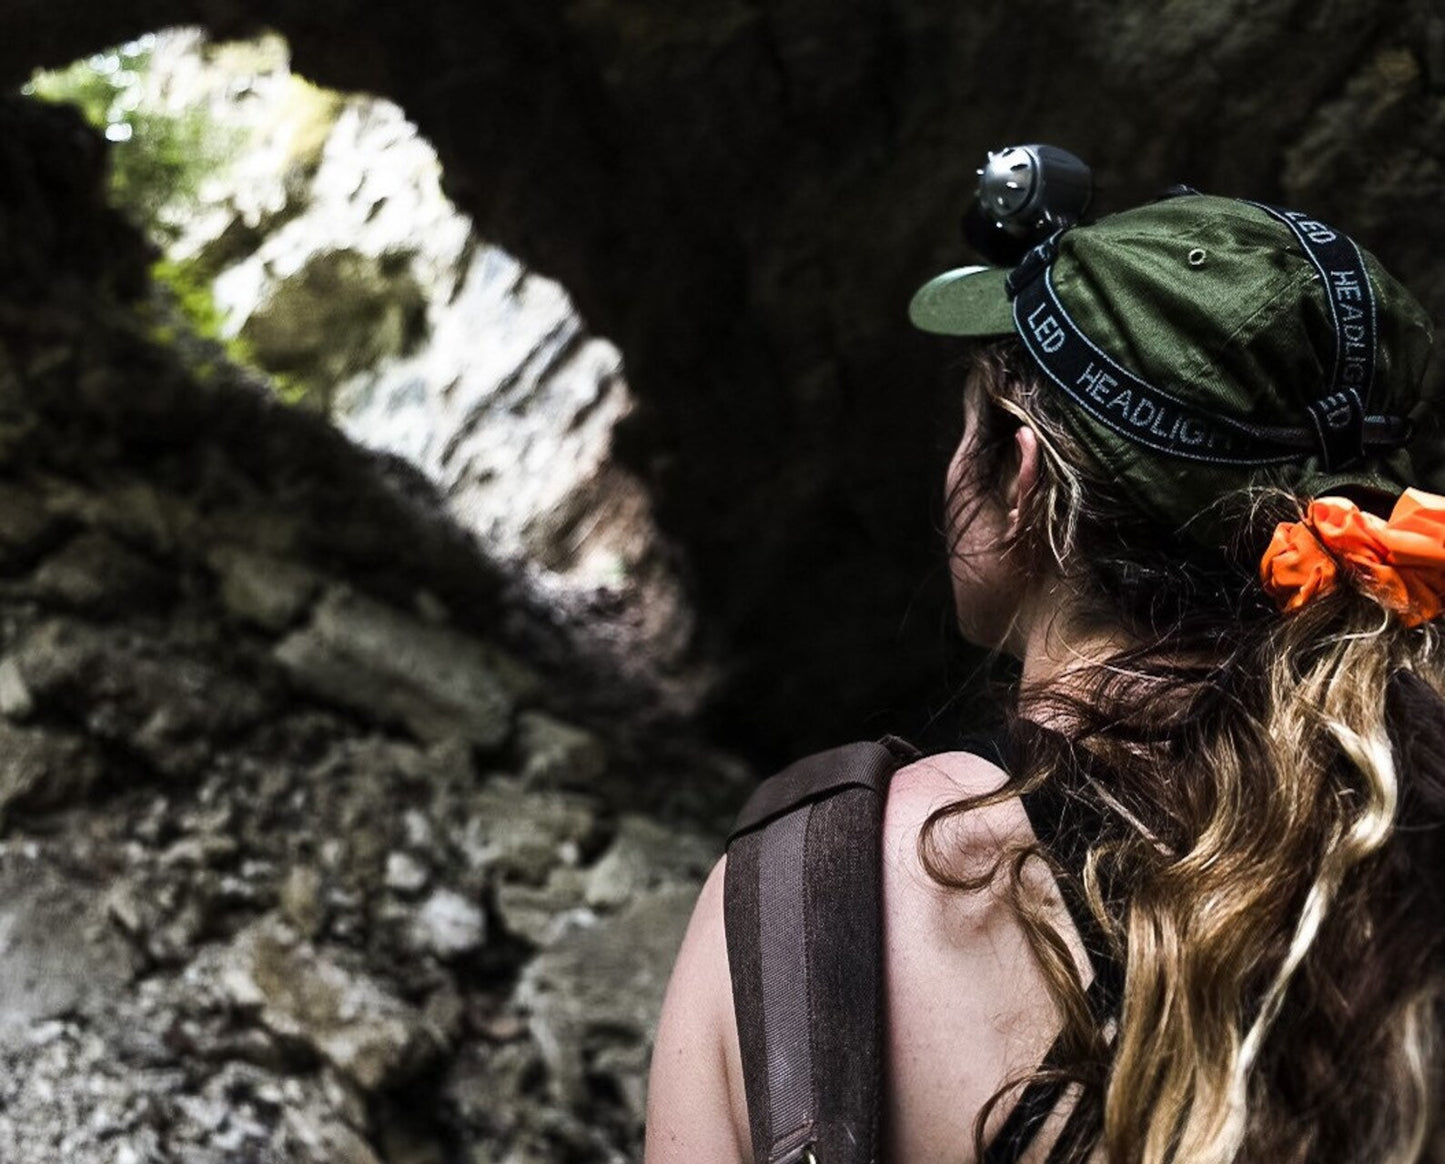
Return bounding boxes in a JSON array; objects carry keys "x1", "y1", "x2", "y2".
[
  {"x1": 27, "y1": 34, "x2": 364, "y2": 417},
  {"x1": 142, "y1": 258, "x2": 312, "y2": 405},
  {"x1": 27, "y1": 38, "x2": 241, "y2": 245},
  {"x1": 150, "y1": 257, "x2": 227, "y2": 339},
  {"x1": 147, "y1": 256, "x2": 252, "y2": 364}
]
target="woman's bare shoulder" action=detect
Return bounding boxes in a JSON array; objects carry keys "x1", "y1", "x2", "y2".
[
  {"x1": 880, "y1": 750, "x2": 1063, "y2": 1162},
  {"x1": 885, "y1": 750, "x2": 1034, "y2": 881},
  {"x1": 644, "y1": 856, "x2": 750, "y2": 1163},
  {"x1": 889, "y1": 748, "x2": 1014, "y2": 799}
]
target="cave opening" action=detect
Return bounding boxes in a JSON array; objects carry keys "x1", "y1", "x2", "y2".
[{"x1": 24, "y1": 27, "x2": 703, "y2": 725}]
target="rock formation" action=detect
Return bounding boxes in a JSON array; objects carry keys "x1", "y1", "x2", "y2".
[
  {"x1": 8, "y1": 0, "x2": 1443, "y2": 757},
  {"x1": 0, "y1": 93, "x2": 747, "y2": 1162},
  {"x1": 130, "y1": 29, "x2": 699, "y2": 711}
]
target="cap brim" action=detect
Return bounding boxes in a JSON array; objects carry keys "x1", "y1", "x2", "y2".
[{"x1": 908, "y1": 265, "x2": 1015, "y2": 337}]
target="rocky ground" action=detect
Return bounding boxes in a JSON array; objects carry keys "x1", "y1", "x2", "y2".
[{"x1": 0, "y1": 93, "x2": 751, "y2": 1163}]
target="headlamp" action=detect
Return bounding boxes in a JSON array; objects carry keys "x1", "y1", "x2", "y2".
[{"x1": 962, "y1": 144, "x2": 1093, "y2": 265}]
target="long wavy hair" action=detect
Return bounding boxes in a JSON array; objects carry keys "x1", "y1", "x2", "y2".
[{"x1": 925, "y1": 338, "x2": 1445, "y2": 1163}]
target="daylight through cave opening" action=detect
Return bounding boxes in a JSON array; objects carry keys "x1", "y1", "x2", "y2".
[{"x1": 26, "y1": 28, "x2": 690, "y2": 670}]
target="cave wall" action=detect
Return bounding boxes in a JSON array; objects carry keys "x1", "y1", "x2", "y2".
[
  {"x1": 6, "y1": 0, "x2": 1445, "y2": 757},
  {"x1": 0, "y1": 93, "x2": 756, "y2": 1162}
]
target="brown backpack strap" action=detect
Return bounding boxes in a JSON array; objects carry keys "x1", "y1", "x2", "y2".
[{"x1": 723, "y1": 737, "x2": 918, "y2": 1164}]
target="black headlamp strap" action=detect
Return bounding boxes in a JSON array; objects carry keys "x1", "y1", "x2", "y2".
[
  {"x1": 1242, "y1": 202, "x2": 1379, "y2": 404},
  {"x1": 1242, "y1": 201, "x2": 1381, "y2": 470},
  {"x1": 1011, "y1": 266, "x2": 1302, "y2": 467},
  {"x1": 1006, "y1": 208, "x2": 1408, "y2": 470}
]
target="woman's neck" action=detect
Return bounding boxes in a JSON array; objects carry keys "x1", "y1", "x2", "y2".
[{"x1": 1012, "y1": 582, "x2": 1131, "y2": 721}]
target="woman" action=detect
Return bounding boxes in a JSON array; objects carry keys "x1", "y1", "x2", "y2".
[{"x1": 645, "y1": 193, "x2": 1445, "y2": 1162}]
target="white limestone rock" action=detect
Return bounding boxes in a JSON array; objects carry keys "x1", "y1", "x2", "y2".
[
  {"x1": 220, "y1": 916, "x2": 430, "y2": 1092},
  {"x1": 411, "y1": 888, "x2": 486, "y2": 958},
  {"x1": 273, "y1": 586, "x2": 536, "y2": 749}
]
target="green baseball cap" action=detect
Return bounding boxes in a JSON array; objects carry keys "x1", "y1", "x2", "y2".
[{"x1": 910, "y1": 194, "x2": 1436, "y2": 537}]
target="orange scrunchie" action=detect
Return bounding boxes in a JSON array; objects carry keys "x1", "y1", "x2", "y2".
[{"x1": 1260, "y1": 489, "x2": 1445, "y2": 627}]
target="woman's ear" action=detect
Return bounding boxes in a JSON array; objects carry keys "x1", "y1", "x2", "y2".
[{"x1": 1004, "y1": 425, "x2": 1041, "y2": 537}]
